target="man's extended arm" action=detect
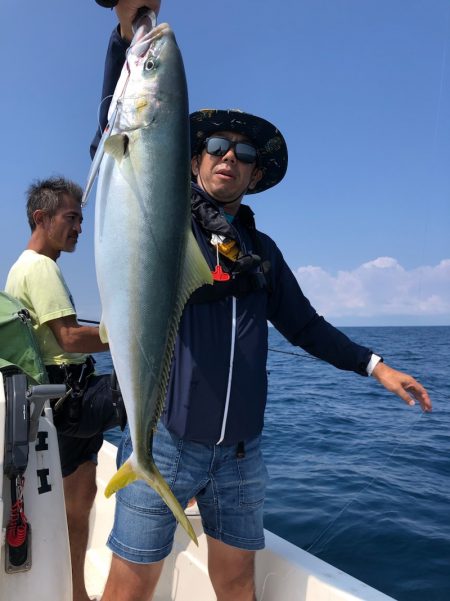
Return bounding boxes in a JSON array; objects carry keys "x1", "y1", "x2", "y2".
[{"x1": 266, "y1": 239, "x2": 431, "y2": 412}]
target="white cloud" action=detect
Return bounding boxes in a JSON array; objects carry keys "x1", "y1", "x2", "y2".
[{"x1": 294, "y1": 258, "x2": 450, "y2": 321}]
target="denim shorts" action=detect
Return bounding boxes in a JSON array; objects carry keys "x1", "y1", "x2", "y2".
[{"x1": 107, "y1": 422, "x2": 269, "y2": 563}]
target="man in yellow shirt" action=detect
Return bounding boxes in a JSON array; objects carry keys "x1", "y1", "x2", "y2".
[{"x1": 5, "y1": 176, "x2": 124, "y2": 601}]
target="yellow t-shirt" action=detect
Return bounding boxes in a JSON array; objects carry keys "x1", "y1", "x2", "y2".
[{"x1": 5, "y1": 250, "x2": 87, "y2": 366}]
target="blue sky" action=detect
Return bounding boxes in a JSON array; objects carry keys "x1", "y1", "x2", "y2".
[{"x1": 1, "y1": 0, "x2": 449, "y2": 325}]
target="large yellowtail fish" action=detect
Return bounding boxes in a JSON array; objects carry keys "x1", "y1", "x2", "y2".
[{"x1": 92, "y1": 21, "x2": 212, "y2": 543}]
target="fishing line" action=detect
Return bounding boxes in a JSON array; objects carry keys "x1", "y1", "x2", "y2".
[
  {"x1": 259, "y1": 567, "x2": 298, "y2": 601},
  {"x1": 417, "y1": 3, "x2": 449, "y2": 303},
  {"x1": 96, "y1": 94, "x2": 114, "y2": 136},
  {"x1": 304, "y1": 411, "x2": 425, "y2": 556},
  {"x1": 301, "y1": 12, "x2": 448, "y2": 556},
  {"x1": 78, "y1": 320, "x2": 322, "y2": 363},
  {"x1": 267, "y1": 347, "x2": 322, "y2": 362},
  {"x1": 259, "y1": 571, "x2": 278, "y2": 601},
  {"x1": 431, "y1": 6, "x2": 449, "y2": 158}
]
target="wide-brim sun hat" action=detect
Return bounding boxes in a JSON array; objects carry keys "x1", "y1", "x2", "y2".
[{"x1": 190, "y1": 109, "x2": 288, "y2": 194}]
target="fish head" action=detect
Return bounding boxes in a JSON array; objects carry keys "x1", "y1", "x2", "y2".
[{"x1": 108, "y1": 23, "x2": 187, "y2": 135}]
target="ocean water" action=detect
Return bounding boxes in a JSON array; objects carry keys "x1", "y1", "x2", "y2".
[{"x1": 97, "y1": 326, "x2": 450, "y2": 601}]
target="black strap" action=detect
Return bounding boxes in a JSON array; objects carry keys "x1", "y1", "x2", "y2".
[
  {"x1": 46, "y1": 357, "x2": 95, "y2": 390},
  {"x1": 236, "y1": 441, "x2": 245, "y2": 458},
  {"x1": 189, "y1": 186, "x2": 272, "y2": 304}
]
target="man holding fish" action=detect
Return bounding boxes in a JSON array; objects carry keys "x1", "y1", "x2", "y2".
[{"x1": 90, "y1": 2, "x2": 431, "y2": 600}]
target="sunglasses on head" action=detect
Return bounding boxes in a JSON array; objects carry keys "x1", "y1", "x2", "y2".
[{"x1": 203, "y1": 136, "x2": 258, "y2": 164}]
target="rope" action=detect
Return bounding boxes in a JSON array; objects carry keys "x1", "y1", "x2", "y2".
[
  {"x1": 7, "y1": 477, "x2": 29, "y2": 549},
  {"x1": 6, "y1": 500, "x2": 28, "y2": 548}
]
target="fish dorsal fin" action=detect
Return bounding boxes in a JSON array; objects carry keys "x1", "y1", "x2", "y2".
[{"x1": 104, "y1": 134, "x2": 129, "y2": 162}]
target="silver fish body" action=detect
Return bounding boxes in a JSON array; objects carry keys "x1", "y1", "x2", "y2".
[{"x1": 94, "y1": 23, "x2": 212, "y2": 543}]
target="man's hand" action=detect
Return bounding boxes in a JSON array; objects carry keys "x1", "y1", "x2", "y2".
[
  {"x1": 372, "y1": 362, "x2": 432, "y2": 412},
  {"x1": 115, "y1": 0, "x2": 161, "y2": 41}
]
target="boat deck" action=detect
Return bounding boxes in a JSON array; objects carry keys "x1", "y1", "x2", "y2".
[{"x1": 86, "y1": 441, "x2": 395, "y2": 601}]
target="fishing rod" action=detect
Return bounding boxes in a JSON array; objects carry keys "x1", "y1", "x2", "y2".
[
  {"x1": 78, "y1": 319, "x2": 319, "y2": 361},
  {"x1": 79, "y1": 319, "x2": 102, "y2": 325}
]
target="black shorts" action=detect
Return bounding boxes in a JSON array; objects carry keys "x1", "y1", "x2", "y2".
[{"x1": 48, "y1": 370, "x2": 119, "y2": 477}]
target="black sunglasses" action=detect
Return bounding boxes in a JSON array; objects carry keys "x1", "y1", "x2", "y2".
[{"x1": 203, "y1": 136, "x2": 258, "y2": 164}]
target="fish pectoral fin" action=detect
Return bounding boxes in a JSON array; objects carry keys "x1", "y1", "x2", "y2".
[
  {"x1": 99, "y1": 319, "x2": 109, "y2": 343},
  {"x1": 104, "y1": 133, "x2": 130, "y2": 162},
  {"x1": 180, "y1": 230, "x2": 214, "y2": 304},
  {"x1": 104, "y1": 458, "x2": 137, "y2": 498}
]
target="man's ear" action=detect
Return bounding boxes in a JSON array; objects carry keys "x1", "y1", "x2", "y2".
[
  {"x1": 248, "y1": 168, "x2": 263, "y2": 190},
  {"x1": 191, "y1": 155, "x2": 200, "y2": 176},
  {"x1": 32, "y1": 209, "x2": 47, "y2": 228}
]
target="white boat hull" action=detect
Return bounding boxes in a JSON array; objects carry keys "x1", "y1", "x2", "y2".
[
  {"x1": 0, "y1": 368, "x2": 395, "y2": 601},
  {"x1": 0, "y1": 372, "x2": 72, "y2": 601},
  {"x1": 87, "y1": 440, "x2": 395, "y2": 601}
]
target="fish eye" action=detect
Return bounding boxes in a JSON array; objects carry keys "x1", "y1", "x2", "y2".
[{"x1": 145, "y1": 58, "x2": 155, "y2": 71}]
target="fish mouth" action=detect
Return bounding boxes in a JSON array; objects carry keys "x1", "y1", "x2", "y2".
[{"x1": 131, "y1": 22, "x2": 171, "y2": 60}]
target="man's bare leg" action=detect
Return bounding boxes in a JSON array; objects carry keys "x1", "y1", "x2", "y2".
[
  {"x1": 207, "y1": 535, "x2": 257, "y2": 601},
  {"x1": 101, "y1": 555, "x2": 164, "y2": 601},
  {"x1": 63, "y1": 461, "x2": 97, "y2": 601}
]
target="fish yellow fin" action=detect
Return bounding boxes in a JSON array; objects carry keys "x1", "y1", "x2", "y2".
[
  {"x1": 105, "y1": 458, "x2": 137, "y2": 497},
  {"x1": 104, "y1": 133, "x2": 129, "y2": 162},
  {"x1": 104, "y1": 457, "x2": 198, "y2": 545},
  {"x1": 99, "y1": 319, "x2": 109, "y2": 343},
  {"x1": 153, "y1": 230, "x2": 213, "y2": 421},
  {"x1": 181, "y1": 230, "x2": 214, "y2": 301}
]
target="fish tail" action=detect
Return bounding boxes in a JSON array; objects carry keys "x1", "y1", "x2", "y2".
[
  {"x1": 104, "y1": 458, "x2": 138, "y2": 497},
  {"x1": 104, "y1": 458, "x2": 198, "y2": 545}
]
